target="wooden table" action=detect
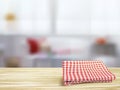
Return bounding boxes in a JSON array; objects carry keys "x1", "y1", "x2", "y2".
[{"x1": 0, "y1": 68, "x2": 119, "y2": 90}]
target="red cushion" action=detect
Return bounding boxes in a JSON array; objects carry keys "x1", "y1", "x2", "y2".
[{"x1": 27, "y1": 38, "x2": 39, "y2": 54}]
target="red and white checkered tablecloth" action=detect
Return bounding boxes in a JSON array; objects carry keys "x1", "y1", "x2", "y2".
[{"x1": 63, "y1": 61, "x2": 116, "y2": 86}]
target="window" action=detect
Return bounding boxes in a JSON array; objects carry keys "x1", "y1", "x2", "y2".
[
  {"x1": 56, "y1": 0, "x2": 91, "y2": 35},
  {"x1": 91, "y1": 0, "x2": 120, "y2": 35},
  {"x1": 0, "y1": 0, "x2": 51, "y2": 35},
  {"x1": 0, "y1": 0, "x2": 120, "y2": 35}
]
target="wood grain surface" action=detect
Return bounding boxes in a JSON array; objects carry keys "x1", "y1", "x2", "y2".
[{"x1": 0, "y1": 68, "x2": 119, "y2": 90}]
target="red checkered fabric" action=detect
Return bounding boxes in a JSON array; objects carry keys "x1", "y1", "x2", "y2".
[{"x1": 63, "y1": 61, "x2": 116, "y2": 86}]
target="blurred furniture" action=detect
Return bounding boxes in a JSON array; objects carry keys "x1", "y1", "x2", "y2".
[
  {"x1": 0, "y1": 44, "x2": 5, "y2": 67},
  {"x1": 91, "y1": 43, "x2": 117, "y2": 56},
  {"x1": 90, "y1": 43, "x2": 118, "y2": 67},
  {"x1": 27, "y1": 38, "x2": 40, "y2": 54},
  {"x1": 96, "y1": 37, "x2": 107, "y2": 45},
  {"x1": 27, "y1": 54, "x2": 89, "y2": 67},
  {"x1": 5, "y1": 57, "x2": 20, "y2": 67},
  {"x1": 28, "y1": 53, "x2": 120, "y2": 67},
  {"x1": 0, "y1": 68, "x2": 119, "y2": 90}
]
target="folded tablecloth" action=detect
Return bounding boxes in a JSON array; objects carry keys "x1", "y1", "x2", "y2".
[{"x1": 63, "y1": 61, "x2": 116, "y2": 85}]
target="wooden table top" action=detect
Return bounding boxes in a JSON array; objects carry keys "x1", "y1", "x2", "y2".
[{"x1": 0, "y1": 68, "x2": 119, "y2": 90}]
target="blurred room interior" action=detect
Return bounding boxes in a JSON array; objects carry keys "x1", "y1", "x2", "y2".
[{"x1": 0, "y1": 0, "x2": 120, "y2": 67}]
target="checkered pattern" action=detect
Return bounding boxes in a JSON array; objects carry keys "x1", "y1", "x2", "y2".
[{"x1": 63, "y1": 61, "x2": 116, "y2": 86}]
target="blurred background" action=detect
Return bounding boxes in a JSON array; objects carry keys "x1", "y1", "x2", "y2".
[{"x1": 0, "y1": 0, "x2": 120, "y2": 67}]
